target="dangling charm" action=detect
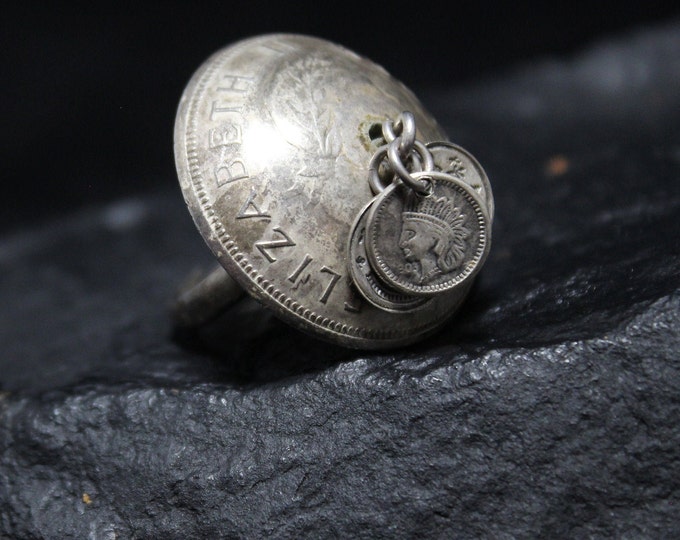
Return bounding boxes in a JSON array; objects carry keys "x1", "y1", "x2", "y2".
[
  {"x1": 348, "y1": 111, "x2": 493, "y2": 307},
  {"x1": 347, "y1": 201, "x2": 430, "y2": 312}
]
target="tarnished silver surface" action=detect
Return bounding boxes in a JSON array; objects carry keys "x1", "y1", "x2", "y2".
[
  {"x1": 174, "y1": 34, "x2": 470, "y2": 348},
  {"x1": 347, "y1": 201, "x2": 430, "y2": 312},
  {"x1": 366, "y1": 170, "x2": 491, "y2": 296}
]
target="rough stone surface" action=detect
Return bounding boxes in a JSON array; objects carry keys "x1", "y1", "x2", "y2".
[{"x1": 2, "y1": 24, "x2": 680, "y2": 539}]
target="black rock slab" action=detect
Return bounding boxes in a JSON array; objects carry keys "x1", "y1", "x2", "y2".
[{"x1": 2, "y1": 24, "x2": 680, "y2": 538}]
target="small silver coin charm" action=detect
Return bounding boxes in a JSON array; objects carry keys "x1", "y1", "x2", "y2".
[
  {"x1": 365, "y1": 170, "x2": 491, "y2": 296},
  {"x1": 347, "y1": 201, "x2": 430, "y2": 312}
]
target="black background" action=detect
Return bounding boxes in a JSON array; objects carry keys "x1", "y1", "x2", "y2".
[{"x1": 2, "y1": 1, "x2": 679, "y2": 232}]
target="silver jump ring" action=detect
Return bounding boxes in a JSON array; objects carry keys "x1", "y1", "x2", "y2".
[
  {"x1": 393, "y1": 112, "x2": 416, "y2": 156},
  {"x1": 368, "y1": 142, "x2": 430, "y2": 195},
  {"x1": 382, "y1": 120, "x2": 396, "y2": 143},
  {"x1": 414, "y1": 140, "x2": 434, "y2": 173},
  {"x1": 387, "y1": 137, "x2": 434, "y2": 194},
  {"x1": 406, "y1": 171, "x2": 437, "y2": 197},
  {"x1": 368, "y1": 145, "x2": 390, "y2": 195}
]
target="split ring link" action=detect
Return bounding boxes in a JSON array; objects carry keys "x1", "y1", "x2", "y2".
[
  {"x1": 388, "y1": 138, "x2": 434, "y2": 195},
  {"x1": 368, "y1": 140, "x2": 434, "y2": 195},
  {"x1": 382, "y1": 111, "x2": 416, "y2": 157},
  {"x1": 370, "y1": 111, "x2": 435, "y2": 196}
]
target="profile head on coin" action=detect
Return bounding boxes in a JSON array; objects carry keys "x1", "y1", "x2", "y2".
[
  {"x1": 348, "y1": 201, "x2": 431, "y2": 312},
  {"x1": 399, "y1": 191, "x2": 470, "y2": 285},
  {"x1": 367, "y1": 171, "x2": 491, "y2": 296}
]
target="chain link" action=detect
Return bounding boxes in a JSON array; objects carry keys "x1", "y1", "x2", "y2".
[
  {"x1": 382, "y1": 111, "x2": 416, "y2": 157},
  {"x1": 369, "y1": 111, "x2": 435, "y2": 195}
]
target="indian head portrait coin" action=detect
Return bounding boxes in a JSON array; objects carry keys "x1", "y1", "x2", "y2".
[
  {"x1": 427, "y1": 141, "x2": 495, "y2": 219},
  {"x1": 347, "y1": 201, "x2": 430, "y2": 312},
  {"x1": 174, "y1": 34, "x2": 478, "y2": 348},
  {"x1": 366, "y1": 171, "x2": 492, "y2": 296}
]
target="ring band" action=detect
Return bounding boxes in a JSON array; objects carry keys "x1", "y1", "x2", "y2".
[{"x1": 173, "y1": 267, "x2": 244, "y2": 328}]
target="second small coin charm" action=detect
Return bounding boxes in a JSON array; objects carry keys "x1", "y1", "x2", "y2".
[
  {"x1": 348, "y1": 201, "x2": 430, "y2": 312},
  {"x1": 366, "y1": 170, "x2": 491, "y2": 296}
]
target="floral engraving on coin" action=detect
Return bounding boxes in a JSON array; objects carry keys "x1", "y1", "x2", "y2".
[
  {"x1": 441, "y1": 156, "x2": 466, "y2": 180},
  {"x1": 277, "y1": 55, "x2": 342, "y2": 160},
  {"x1": 267, "y1": 53, "x2": 343, "y2": 184},
  {"x1": 427, "y1": 141, "x2": 494, "y2": 219}
]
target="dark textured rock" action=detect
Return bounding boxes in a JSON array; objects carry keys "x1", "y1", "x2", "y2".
[{"x1": 2, "y1": 24, "x2": 680, "y2": 538}]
